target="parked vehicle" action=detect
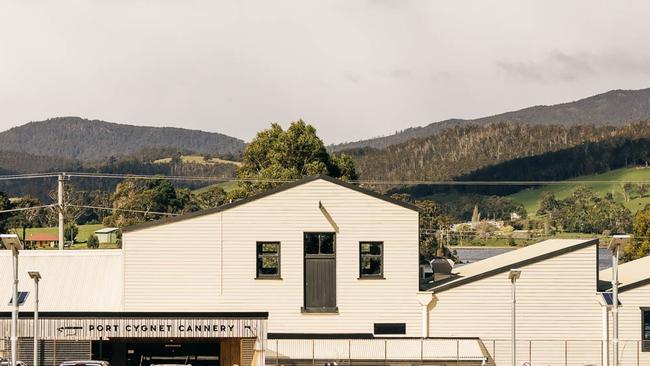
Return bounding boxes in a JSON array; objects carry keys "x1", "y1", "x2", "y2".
[
  {"x1": 1, "y1": 360, "x2": 27, "y2": 366},
  {"x1": 59, "y1": 361, "x2": 111, "y2": 366}
]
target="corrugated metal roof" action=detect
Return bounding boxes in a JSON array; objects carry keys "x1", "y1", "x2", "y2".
[
  {"x1": 599, "y1": 254, "x2": 650, "y2": 290},
  {"x1": 95, "y1": 227, "x2": 119, "y2": 234},
  {"x1": 26, "y1": 234, "x2": 58, "y2": 241},
  {"x1": 0, "y1": 250, "x2": 123, "y2": 312},
  {"x1": 431, "y1": 238, "x2": 598, "y2": 292}
]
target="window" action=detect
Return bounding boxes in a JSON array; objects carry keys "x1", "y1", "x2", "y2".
[
  {"x1": 359, "y1": 242, "x2": 383, "y2": 278},
  {"x1": 304, "y1": 233, "x2": 335, "y2": 255},
  {"x1": 256, "y1": 242, "x2": 281, "y2": 279},
  {"x1": 641, "y1": 308, "x2": 650, "y2": 352}
]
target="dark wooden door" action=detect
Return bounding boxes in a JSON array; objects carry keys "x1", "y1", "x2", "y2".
[{"x1": 304, "y1": 232, "x2": 336, "y2": 311}]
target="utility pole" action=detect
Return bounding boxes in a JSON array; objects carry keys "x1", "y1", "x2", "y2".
[{"x1": 57, "y1": 173, "x2": 67, "y2": 250}]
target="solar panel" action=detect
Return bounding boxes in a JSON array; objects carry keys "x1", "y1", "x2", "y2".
[
  {"x1": 7, "y1": 291, "x2": 29, "y2": 306},
  {"x1": 601, "y1": 292, "x2": 622, "y2": 306}
]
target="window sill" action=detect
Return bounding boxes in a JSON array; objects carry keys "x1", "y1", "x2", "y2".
[
  {"x1": 358, "y1": 276, "x2": 385, "y2": 280},
  {"x1": 255, "y1": 277, "x2": 283, "y2": 280},
  {"x1": 300, "y1": 307, "x2": 339, "y2": 314}
]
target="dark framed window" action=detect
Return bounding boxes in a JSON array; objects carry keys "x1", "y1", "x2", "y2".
[
  {"x1": 304, "y1": 233, "x2": 335, "y2": 255},
  {"x1": 256, "y1": 242, "x2": 281, "y2": 279},
  {"x1": 359, "y1": 242, "x2": 383, "y2": 278},
  {"x1": 641, "y1": 308, "x2": 650, "y2": 352}
]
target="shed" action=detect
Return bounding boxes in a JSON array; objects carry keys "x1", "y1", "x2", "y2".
[
  {"x1": 25, "y1": 233, "x2": 59, "y2": 248},
  {"x1": 94, "y1": 227, "x2": 119, "y2": 243}
]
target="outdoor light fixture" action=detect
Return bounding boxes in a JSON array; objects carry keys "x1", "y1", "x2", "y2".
[
  {"x1": 28, "y1": 271, "x2": 42, "y2": 366},
  {"x1": 508, "y1": 269, "x2": 522, "y2": 366},
  {"x1": 1, "y1": 234, "x2": 23, "y2": 366},
  {"x1": 608, "y1": 234, "x2": 631, "y2": 366}
]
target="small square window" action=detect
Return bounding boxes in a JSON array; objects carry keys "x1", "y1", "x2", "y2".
[
  {"x1": 359, "y1": 242, "x2": 383, "y2": 278},
  {"x1": 257, "y1": 242, "x2": 281, "y2": 279}
]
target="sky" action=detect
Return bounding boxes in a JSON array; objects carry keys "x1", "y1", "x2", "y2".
[{"x1": 2, "y1": 1, "x2": 650, "y2": 144}]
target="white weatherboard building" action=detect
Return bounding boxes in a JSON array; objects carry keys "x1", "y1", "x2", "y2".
[{"x1": 1, "y1": 175, "x2": 649, "y2": 366}]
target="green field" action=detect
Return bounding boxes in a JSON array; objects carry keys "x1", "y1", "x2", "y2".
[
  {"x1": 192, "y1": 181, "x2": 238, "y2": 194},
  {"x1": 509, "y1": 167, "x2": 650, "y2": 217},
  {"x1": 154, "y1": 155, "x2": 241, "y2": 166}
]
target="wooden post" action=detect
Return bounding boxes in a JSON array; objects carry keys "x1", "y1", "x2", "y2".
[
  {"x1": 384, "y1": 340, "x2": 387, "y2": 366},
  {"x1": 564, "y1": 340, "x2": 568, "y2": 366}
]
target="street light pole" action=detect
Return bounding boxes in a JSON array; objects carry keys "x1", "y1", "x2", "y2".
[
  {"x1": 509, "y1": 269, "x2": 522, "y2": 366},
  {"x1": 608, "y1": 235, "x2": 630, "y2": 366},
  {"x1": 1, "y1": 234, "x2": 24, "y2": 366},
  {"x1": 28, "y1": 271, "x2": 41, "y2": 366}
]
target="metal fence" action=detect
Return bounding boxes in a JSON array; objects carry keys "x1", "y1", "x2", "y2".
[{"x1": 266, "y1": 338, "x2": 650, "y2": 366}]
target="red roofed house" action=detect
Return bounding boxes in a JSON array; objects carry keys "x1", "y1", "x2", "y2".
[{"x1": 25, "y1": 233, "x2": 59, "y2": 248}]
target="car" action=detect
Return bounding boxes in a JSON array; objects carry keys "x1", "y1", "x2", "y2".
[
  {"x1": 1, "y1": 360, "x2": 27, "y2": 366},
  {"x1": 59, "y1": 361, "x2": 111, "y2": 366}
]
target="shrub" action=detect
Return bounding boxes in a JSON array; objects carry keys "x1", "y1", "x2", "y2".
[{"x1": 87, "y1": 234, "x2": 99, "y2": 249}]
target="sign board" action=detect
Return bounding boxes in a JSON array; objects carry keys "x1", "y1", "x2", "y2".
[{"x1": 0, "y1": 316, "x2": 266, "y2": 341}]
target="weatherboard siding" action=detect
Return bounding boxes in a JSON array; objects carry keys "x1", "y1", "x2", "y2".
[
  {"x1": 610, "y1": 283, "x2": 650, "y2": 365},
  {"x1": 429, "y1": 245, "x2": 602, "y2": 366},
  {"x1": 123, "y1": 179, "x2": 421, "y2": 336}
]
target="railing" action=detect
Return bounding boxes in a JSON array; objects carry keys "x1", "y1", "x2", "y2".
[{"x1": 267, "y1": 338, "x2": 650, "y2": 366}]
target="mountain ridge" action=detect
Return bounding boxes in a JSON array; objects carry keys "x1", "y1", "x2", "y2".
[
  {"x1": 330, "y1": 87, "x2": 650, "y2": 151},
  {"x1": 0, "y1": 116, "x2": 246, "y2": 161}
]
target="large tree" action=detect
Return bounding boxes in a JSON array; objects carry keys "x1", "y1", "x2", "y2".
[
  {"x1": 231, "y1": 120, "x2": 357, "y2": 198},
  {"x1": 104, "y1": 178, "x2": 193, "y2": 227},
  {"x1": 623, "y1": 204, "x2": 650, "y2": 261}
]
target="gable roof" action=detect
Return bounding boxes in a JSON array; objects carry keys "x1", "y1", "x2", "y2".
[
  {"x1": 599, "y1": 254, "x2": 650, "y2": 293},
  {"x1": 26, "y1": 233, "x2": 59, "y2": 241},
  {"x1": 123, "y1": 175, "x2": 419, "y2": 233},
  {"x1": 430, "y1": 238, "x2": 598, "y2": 293},
  {"x1": 95, "y1": 227, "x2": 119, "y2": 234}
]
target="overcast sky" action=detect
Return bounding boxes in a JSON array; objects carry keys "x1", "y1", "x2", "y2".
[{"x1": 2, "y1": 1, "x2": 650, "y2": 144}]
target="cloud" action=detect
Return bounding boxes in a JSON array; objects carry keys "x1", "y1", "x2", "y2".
[{"x1": 497, "y1": 50, "x2": 650, "y2": 83}]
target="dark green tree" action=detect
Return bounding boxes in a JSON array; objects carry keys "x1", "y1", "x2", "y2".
[
  {"x1": 104, "y1": 178, "x2": 192, "y2": 227},
  {"x1": 623, "y1": 204, "x2": 650, "y2": 261},
  {"x1": 231, "y1": 120, "x2": 357, "y2": 198}
]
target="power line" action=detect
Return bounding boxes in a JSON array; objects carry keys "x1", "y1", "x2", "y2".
[
  {"x1": 4, "y1": 171, "x2": 650, "y2": 186},
  {"x1": 67, "y1": 204, "x2": 180, "y2": 216},
  {"x1": 0, "y1": 204, "x2": 56, "y2": 214}
]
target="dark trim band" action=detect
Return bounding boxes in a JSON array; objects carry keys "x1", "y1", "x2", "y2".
[{"x1": 0, "y1": 311, "x2": 269, "y2": 319}]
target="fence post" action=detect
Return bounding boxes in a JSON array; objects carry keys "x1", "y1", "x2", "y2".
[
  {"x1": 348, "y1": 339, "x2": 351, "y2": 366},
  {"x1": 638, "y1": 340, "x2": 640, "y2": 366},
  {"x1": 456, "y1": 339, "x2": 460, "y2": 366},
  {"x1": 312, "y1": 339, "x2": 315, "y2": 366},
  {"x1": 384, "y1": 340, "x2": 387, "y2": 366},
  {"x1": 492, "y1": 340, "x2": 496, "y2": 362},
  {"x1": 275, "y1": 339, "x2": 279, "y2": 366},
  {"x1": 420, "y1": 338, "x2": 424, "y2": 366},
  {"x1": 564, "y1": 340, "x2": 568, "y2": 366}
]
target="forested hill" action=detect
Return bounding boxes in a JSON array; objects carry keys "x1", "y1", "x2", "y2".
[
  {"x1": 331, "y1": 87, "x2": 650, "y2": 151},
  {"x1": 349, "y1": 121, "x2": 650, "y2": 183},
  {"x1": 0, "y1": 117, "x2": 246, "y2": 161}
]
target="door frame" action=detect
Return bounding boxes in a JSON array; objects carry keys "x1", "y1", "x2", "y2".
[{"x1": 302, "y1": 232, "x2": 338, "y2": 313}]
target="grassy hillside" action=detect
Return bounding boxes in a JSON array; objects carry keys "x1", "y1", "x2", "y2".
[
  {"x1": 192, "y1": 181, "x2": 238, "y2": 194},
  {"x1": 154, "y1": 155, "x2": 241, "y2": 166},
  {"x1": 509, "y1": 167, "x2": 650, "y2": 216}
]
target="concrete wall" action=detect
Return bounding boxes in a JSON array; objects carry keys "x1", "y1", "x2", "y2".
[{"x1": 123, "y1": 178, "x2": 421, "y2": 337}]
